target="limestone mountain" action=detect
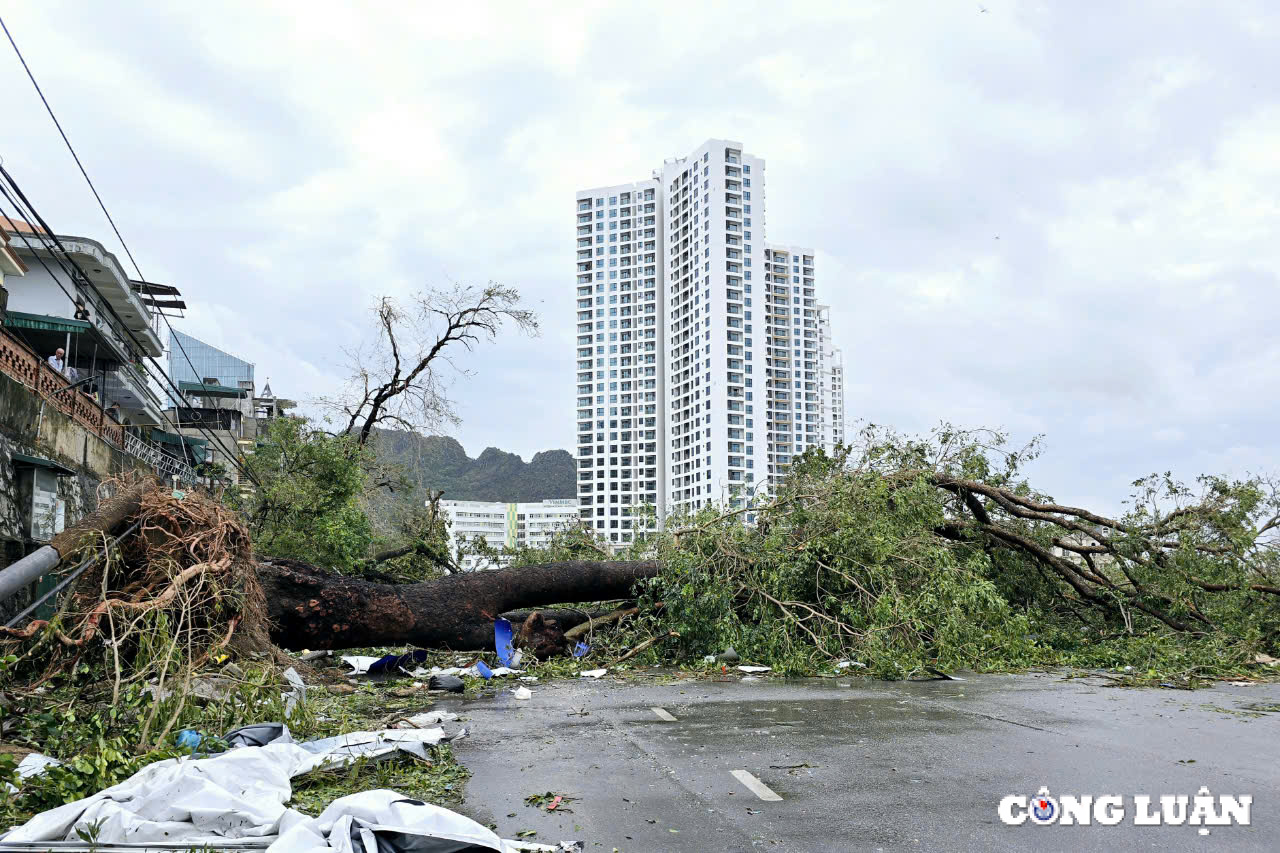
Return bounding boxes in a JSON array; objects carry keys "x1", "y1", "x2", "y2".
[{"x1": 372, "y1": 431, "x2": 576, "y2": 502}]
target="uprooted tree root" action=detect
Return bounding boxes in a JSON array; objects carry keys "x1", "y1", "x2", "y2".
[{"x1": 2, "y1": 484, "x2": 285, "y2": 686}]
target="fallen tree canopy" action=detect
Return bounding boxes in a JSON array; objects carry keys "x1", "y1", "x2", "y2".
[
  {"x1": 2, "y1": 425, "x2": 1277, "y2": 683},
  {"x1": 642, "y1": 426, "x2": 1280, "y2": 678}
]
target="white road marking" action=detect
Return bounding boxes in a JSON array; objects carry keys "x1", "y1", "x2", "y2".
[
  {"x1": 732, "y1": 769, "x2": 783, "y2": 801},
  {"x1": 651, "y1": 706, "x2": 677, "y2": 721}
]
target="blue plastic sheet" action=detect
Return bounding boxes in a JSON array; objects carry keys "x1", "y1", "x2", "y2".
[
  {"x1": 175, "y1": 729, "x2": 203, "y2": 751},
  {"x1": 494, "y1": 618, "x2": 516, "y2": 667},
  {"x1": 573, "y1": 642, "x2": 590, "y2": 658}
]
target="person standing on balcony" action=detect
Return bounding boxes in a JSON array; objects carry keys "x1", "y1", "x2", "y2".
[
  {"x1": 105, "y1": 402, "x2": 120, "y2": 423},
  {"x1": 47, "y1": 347, "x2": 66, "y2": 374}
]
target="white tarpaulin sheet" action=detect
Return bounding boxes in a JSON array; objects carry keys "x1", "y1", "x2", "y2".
[
  {"x1": 4, "y1": 743, "x2": 321, "y2": 844},
  {"x1": 269, "y1": 789, "x2": 510, "y2": 852},
  {"x1": 1, "y1": 730, "x2": 486, "y2": 849}
]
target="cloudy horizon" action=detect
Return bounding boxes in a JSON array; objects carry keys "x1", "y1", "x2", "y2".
[{"x1": 2, "y1": 1, "x2": 1277, "y2": 512}]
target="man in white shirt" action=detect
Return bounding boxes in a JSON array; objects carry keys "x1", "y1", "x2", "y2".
[{"x1": 47, "y1": 347, "x2": 65, "y2": 374}]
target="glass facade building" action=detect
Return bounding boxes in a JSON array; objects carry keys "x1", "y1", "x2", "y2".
[{"x1": 168, "y1": 330, "x2": 254, "y2": 389}]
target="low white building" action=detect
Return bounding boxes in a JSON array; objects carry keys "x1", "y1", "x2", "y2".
[{"x1": 439, "y1": 498, "x2": 580, "y2": 570}]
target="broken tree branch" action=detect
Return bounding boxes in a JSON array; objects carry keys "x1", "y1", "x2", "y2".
[{"x1": 563, "y1": 606, "x2": 640, "y2": 641}]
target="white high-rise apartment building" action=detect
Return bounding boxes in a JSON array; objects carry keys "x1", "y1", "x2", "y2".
[{"x1": 575, "y1": 139, "x2": 845, "y2": 546}]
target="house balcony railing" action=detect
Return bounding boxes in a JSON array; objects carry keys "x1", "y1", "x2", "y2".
[
  {"x1": 0, "y1": 325, "x2": 195, "y2": 483},
  {"x1": 0, "y1": 324, "x2": 125, "y2": 446},
  {"x1": 122, "y1": 430, "x2": 197, "y2": 485}
]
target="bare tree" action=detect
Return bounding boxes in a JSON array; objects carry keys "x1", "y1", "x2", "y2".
[{"x1": 335, "y1": 283, "x2": 538, "y2": 446}]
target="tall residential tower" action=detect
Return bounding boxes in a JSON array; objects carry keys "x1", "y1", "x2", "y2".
[{"x1": 575, "y1": 140, "x2": 844, "y2": 546}]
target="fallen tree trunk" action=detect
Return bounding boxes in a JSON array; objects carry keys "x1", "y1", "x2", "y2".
[{"x1": 256, "y1": 557, "x2": 661, "y2": 651}]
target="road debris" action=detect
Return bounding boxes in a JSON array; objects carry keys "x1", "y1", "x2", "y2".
[
  {"x1": 513, "y1": 686, "x2": 533, "y2": 700},
  {"x1": 525, "y1": 792, "x2": 579, "y2": 813},
  {"x1": 4, "y1": 753, "x2": 60, "y2": 792},
  {"x1": 342, "y1": 652, "x2": 437, "y2": 676},
  {"x1": 428, "y1": 673, "x2": 465, "y2": 693},
  {"x1": 737, "y1": 665, "x2": 771, "y2": 673},
  {"x1": 496, "y1": 617, "x2": 517, "y2": 667},
  {"x1": 394, "y1": 710, "x2": 461, "y2": 728},
  {"x1": 282, "y1": 666, "x2": 307, "y2": 716},
  {"x1": 272, "y1": 789, "x2": 526, "y2": 852},
  {"x1": 5, "y1": 726, "x2": 475, "y2": 846},
  {"x1": 579, "y1": 668, "x2": 608, "y2": 678}
]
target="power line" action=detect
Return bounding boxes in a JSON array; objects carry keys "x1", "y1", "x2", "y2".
[
  {"x1": 0, "y1": 11, "x2": 251, "y2": 448},
  {"x1": 0, "y1": 15, "x2": 262, "y2": 487},
  {"x1": 0, "y1": 173, "x2": 256, "y2": 485},
  {"x1": 0, "y1": 170, "x2": 260, "y2": 487},
  {"x1": 0, "y1": 14, "x2": 144, "y2": 280},
  {"x1": 0, "y1": 187, "x2": 248, "y2": 483}
]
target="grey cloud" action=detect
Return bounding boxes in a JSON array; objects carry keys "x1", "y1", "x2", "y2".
[{"x1": 1, "y1": 0, "x2": 1275, "y2": 512}]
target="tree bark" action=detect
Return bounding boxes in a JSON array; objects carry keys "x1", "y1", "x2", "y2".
[
  {"x1": 50, "y1": 481, "x2": 147, "y2": 557},
  {"x1": 256, "y1": 557, "x2": 661, "y2": 651}
]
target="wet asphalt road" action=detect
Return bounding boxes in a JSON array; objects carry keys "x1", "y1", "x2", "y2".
[{"x1": 438, "y1": 671, "x2": 1280, "y2": 852}]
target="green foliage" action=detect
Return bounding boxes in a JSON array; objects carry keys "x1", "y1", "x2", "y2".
[
  {"x1": 232, "y1": 417, "x2": 373, "y2": 571},
  {"x1": 364, "y1": 498, "x2": 455, "y2": 582},
  {"x1": 642, "y1": 446, "x2": 1043, "y2": 677},
  {"x1": 0, "y1": 656, "x2": 314, "y2": 826},
  {"x1": 607, "y1": 425, "x2": 1277, "y2": 681},
  {"x1": 504, "y1": 525, "x2": 614, "y2": 568},
  {"x1": 289, "y1": 746, "x2": 469, "y2": 816},
  {"x1": 15, "y1": 702, "x2": 163, "y2": 811}
]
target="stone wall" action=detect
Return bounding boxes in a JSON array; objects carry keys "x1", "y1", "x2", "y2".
[{"x1": 0, "y1": 368, "x2": 145, "y2": 621}]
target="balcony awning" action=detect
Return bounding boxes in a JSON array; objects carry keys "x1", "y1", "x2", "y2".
[
  {"x1": 4, "y1": 310, "x2": 92, "y2": 335},
  {"x1": 10, "y1": 452, "x2": 75, "y2": 476},
  {"x1": 179, "y1": 380, "x2": 248, "y2": 399},
  {"x1": 152, "y1": 430, "x2": 208, "y2": 448},
  {"x1": 151, "y1": 430, "x2": 208, "y2": 462},
  {"x1": 2, "y1": 310, "x2": 124, "y2": 368}
]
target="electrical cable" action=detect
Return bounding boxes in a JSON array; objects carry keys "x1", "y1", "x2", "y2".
[
  {"x1": 0, "y1": 14, "x2": 261, "y2": 484},
  {"x1": 1, "y1": 14, "x2": 144, "y2": 280},
  {"x1": 0, "y1": 183, "x2": 257, "y2": 486},
  {"x1": 0, "y1": 179, "x2": 259, "y2": 486}
]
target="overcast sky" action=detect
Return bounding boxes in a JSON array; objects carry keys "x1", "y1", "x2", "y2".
[{"x1": 2, "y1": 1, "x2": 1277, "y2": 511}]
